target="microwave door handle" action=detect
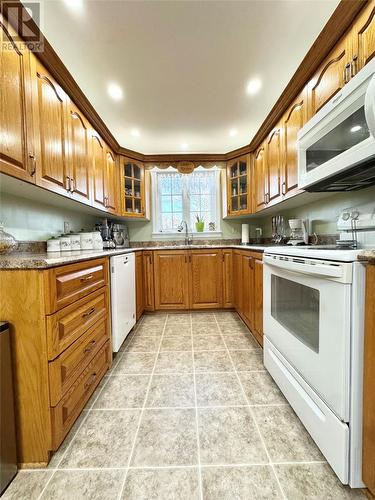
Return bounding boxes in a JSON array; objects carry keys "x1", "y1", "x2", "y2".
[
  {"x1": 365, "y1": 74, "x2": 375, "y2": 139},
  {"x1": 263, "y1": 255, "x2": 343, "y2": 279}
]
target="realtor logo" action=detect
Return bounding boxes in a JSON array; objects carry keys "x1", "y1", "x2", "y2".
[{"x1": 1, "y1": 1, "x2": 43, "y2": 51}]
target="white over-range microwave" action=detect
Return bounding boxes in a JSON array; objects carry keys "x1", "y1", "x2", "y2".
[{"x1": 298, "y1": 60, "x2": 375, "y2": 192}]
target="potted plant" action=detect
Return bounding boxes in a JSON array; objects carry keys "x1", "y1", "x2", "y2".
[{"x1": 195, "y1": 215, "x2": 204, "y2": 232}]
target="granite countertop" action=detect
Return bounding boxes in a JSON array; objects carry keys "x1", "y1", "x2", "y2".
[
  {"x1": 358, "y1": 250, "x2": 375, "y2": 263},
  {"x1": 0, "y1": 244, "x2": 268, "y2": 269}
]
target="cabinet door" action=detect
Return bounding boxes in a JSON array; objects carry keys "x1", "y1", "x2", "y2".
[
  {"x1": 67, "y1": 104, "x2": 91, "y2": 204},
  {"x1": 222, "y1": 250, "x2": 234, "y2": 308},
  {"x1": 282, "y1": 90, "x2": 307, "y2": 198},
  {"x1": 351, "y1": 0, "x2": 375, "y2": 73},
  {"x1": 121, "y1": 158, "x2": 146, "y2": 217},
  {"x1": 91, "y1": 134, "x2": 106, "y2": 209},
  {"x1": 189, "y1": 250, "x2": 223, "y2": 309},
  {"x1": 143, "y1": 251, "x2": 155, "y2": 311},
  {"x1": 253, "y1": 258, "x2": 263, "y2": 347},
  {"x1": 153, "y1": 251, "x2": 190, "y2": 310},
  {"x1": 0, "y1": 24, "x2": 35, "y2": 182},
  {"x1": 136, "y1": 252, "x2": 144, "y2": 320},
  {"x1": 227, "y1": 156, "x2": 250, "y2": 215},
  {"x1": 266, "y1": 127, "x2": 282, "y2": 206},
  {"x1": 105, "y1": 149, "x2": 118, "y2": 214},
  {"x1": 233, "y1": 251, "x2": 243, "y2": 313},
  {"x1": 31, "y1": 57, "x2": 69, "y2": 195},
  {"x1": 241, "y1": 254, "x2": 254, "y2": 331},
  {"x1": 254, "y1": 146, "x2": 266, "y2": 212},
  {"x1": 307, "y1": 37, "x2": 351, "y2": 116}
]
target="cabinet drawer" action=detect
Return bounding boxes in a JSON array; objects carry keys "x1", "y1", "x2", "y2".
[
  {"x1": 46, "y1": 287, "x2": 108, "y2": 359},
  {"x1": 46, "y1": 258, "x2": 108, "y2": 313},
  {"x1": 51, "y1": 341, "x2": 110, "y2": 450},
  {"x1": 49, "y1": 318, "x2": 109, "y2": 406}
]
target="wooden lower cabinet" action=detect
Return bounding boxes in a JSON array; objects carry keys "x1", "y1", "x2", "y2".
[
  {"x1": 0, "y1": 258, "x2": 111, "y2": 466},
  {"x1": 222, "y1": 249, "x2": 234, "y2": 308},
  {"x1": 153, "y1": 250, "x2": 190, "y2": 310},
  {"x1": 190, "y1": 250, "x2": 223, "y2": 309},
  {"x1": 253, "y1": 257, "x2": 264, "y2": 346},
  {"x1": 136, "y1": 251, "x2": 144, "y2": 319},
  {"x1": 363, "y1": 263, "x2": 375, "y2": 496},
  {"x1": 241, "y1": 253, "x2": 255, "y2": 331},
  {"x1": 143, "y1": 251, "x2": 155, "y2": 311}
]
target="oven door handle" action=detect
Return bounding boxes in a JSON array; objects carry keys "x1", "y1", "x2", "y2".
[
  {"x1": 263, "y1": 255, "x2": 343, "y2": 278},
  {"x1": 365, "y1": 73, "x2": 375, "y2": 139}
]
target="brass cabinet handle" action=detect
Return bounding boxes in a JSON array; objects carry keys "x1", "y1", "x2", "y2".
[
  {"x1": 84, "y1": 339, "x2": 97, "y2": 353},
  {"x1": 282, "y1": 182, "x2": 286, "y2": 195},
  {"x1": 29, "y1": 153, "x2": 36, "y2": 176},
  {"x1": 82, "y1": 306, "x2": 96, "y2": 319},
  {"x1": 80, "y1": 274, "x2": 94, "y2": 282},
  {"x1": 70, "y1": 177, "x2": 75, "y2": 193},
  {"x1": 343, "y1": 63, "x2": 351, "y2": 84},
  {"x1": 66, "y1": 175, "x2": 71, "y2": 192},
  {"x1": 351, "y1": 56, "x2": 358, "y2": 78},
  {"x1": 84, "y1": 372, "x2": 97, "y2": 391}
]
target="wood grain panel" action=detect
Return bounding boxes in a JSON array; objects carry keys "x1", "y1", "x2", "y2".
[
  {"x1": 352, "y1": 0, "x2": 375, "y2": 70},
  {"x1": 266, "y1": 126, "x2": 282, "y2": 205},
  {"x1": 153, "y1": 250, "x2": 189, "y2": 310},
  {"x1": 254, "y1": 145, "x2": 266, "y2": 212},
  {"x1": 253, "y1": 257, "x2": 264, "y2": 347},
  {"x1": 91, "y1": 133, "x2": 106, "y2": 209},
  {"x1": 241, "y1": 254, "x2": 255, "y2": 331},
  {"x1": 143, "y1": 251, "x2": 155, "y2": 311},
  {"x1": 233, "y1": 250, "x2": 243, "y2": 312},
  {"x1": 222, "y1": 249, "x2": 234, "y2": 308},
  {"x1": 189, "y1": 250, "x2": 223, "y2": 309},
  {"x1": 105, "y1": 148, "x2": 118, "y2": 213}
]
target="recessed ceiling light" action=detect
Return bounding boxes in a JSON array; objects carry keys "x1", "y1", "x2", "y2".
[
  {"x1": 63, "y1": 0, "x2": 84, "y2": 14},
  {"x1": 181, "y1": 143, "x2": 189, "y2": 150},
  {"x1": 229, "y1": 128, "x2": 238, "y2": 137},
  {"x1": 246, "y1": 77, "x2": 262, "y2": 95},
  {"x1": 350, "y1": 125, "x2": 362, "y2": 133},
  {"x1": 131, "y1": 128, "x2": 140, "y2": 137},
  {"x1": 107, "y1": 83, "x2": 123, "y2": 101}
]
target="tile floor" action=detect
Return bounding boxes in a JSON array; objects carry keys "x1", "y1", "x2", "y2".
[{"x1": 4, "y1": 312, "x2": 365, "y2": 500}]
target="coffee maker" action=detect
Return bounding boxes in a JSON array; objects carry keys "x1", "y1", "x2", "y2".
[
  {"x1": 287, "y1": 218, "x2": 309, "y2": 245},
  {"x1": 112, "y1": 224, "x2": 129, "y2": 248}
]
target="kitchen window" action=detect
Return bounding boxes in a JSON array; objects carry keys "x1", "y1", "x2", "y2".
[{"x1": 151, "y1": 168, "x2": 221, "y2": 236}]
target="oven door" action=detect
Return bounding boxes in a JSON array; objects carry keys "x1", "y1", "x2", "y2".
[{"x1": 263, "y1": 257, "x2": 351, "y2": 420}]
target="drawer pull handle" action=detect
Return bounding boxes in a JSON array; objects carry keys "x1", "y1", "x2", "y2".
[
  {"x1": 80, "y1": 274, "x2": 94, "y2": 282},
  {"x1": 82, "y1": 307, "x2": 96, "y2": 319},
  {"x1": 84, "y1": 372, "x2": 97, "y2": 391},
  {"x1": 84, "y1": 340, "x2": 97, "y2": 354}
]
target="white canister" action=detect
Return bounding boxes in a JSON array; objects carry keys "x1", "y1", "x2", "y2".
[
  {"x1": 59, "y1": 235, "x2": 71, "y2": 252},
  {"x1": 69, "y1": 233, "x2": 81, "y2": 251},
  {"x1": 92, "y1": 231, "x2": 103, "y2": 250},
  {"x1": 80, "y1": 232, "x2": 93, "y2": 250},
  {"x1": 47, "y1": 237, "x2": 60, "y2": 252}
]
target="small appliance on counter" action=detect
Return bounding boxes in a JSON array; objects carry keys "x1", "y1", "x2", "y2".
[
  {"x1": 287, "y1": 218, "x2": 309, "y2": 245},
  {"x1": 98, "y1": 219, "x2": 115, "y2": 249},
  {"x1": 112, "y1": 224, "x2": 129, "y2": 248}
]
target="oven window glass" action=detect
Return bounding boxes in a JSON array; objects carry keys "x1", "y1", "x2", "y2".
[
  {"x1": 271, "y1": 275, "x2": 320, "y2": 353},
  {"x1": 306, "y1": 106, "x2": 370, "y2": 172}
]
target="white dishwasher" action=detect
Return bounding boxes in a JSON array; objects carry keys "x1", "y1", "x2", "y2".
[{"x1": 110, "y1": 253, "x2": 136, "y2": 352}]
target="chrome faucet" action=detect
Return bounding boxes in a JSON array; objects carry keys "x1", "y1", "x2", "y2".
[{"x1": 177, "y1": 220, "x2": 193, "y2": 245}]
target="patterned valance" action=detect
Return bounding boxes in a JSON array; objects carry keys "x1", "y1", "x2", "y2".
[{"x1": 144, "y1": 161, "x2": 226, "y2": 173}]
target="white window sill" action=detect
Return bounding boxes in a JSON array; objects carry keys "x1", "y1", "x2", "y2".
[{"x1": 152, "y1": 231, "x2": 223, "y2": 240}]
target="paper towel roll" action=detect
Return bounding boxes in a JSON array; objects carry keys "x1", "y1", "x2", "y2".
[{"x1": 241, "y1": 224, "x2": 249, "y2": 244}]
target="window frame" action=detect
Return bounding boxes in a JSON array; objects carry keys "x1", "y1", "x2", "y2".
[{"x1": 151, "y1": 167, "x2": 222, "y2": 239}]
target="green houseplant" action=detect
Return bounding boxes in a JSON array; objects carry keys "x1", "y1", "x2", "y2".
[{"x1": 195, "y1": 215, "x2": 204, "y2": 232}]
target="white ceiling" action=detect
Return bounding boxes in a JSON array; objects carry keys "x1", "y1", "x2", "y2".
[{"x1": 37, "y1": 0, "x2": 340, "y2": 154}]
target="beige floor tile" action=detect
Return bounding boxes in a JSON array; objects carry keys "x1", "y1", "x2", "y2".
[
  {"x1": 133, "y1": 325, "x2": 164, "y2": 337},
  {"x1": 191, "y1": 313, "x2": 216, "y2": 324},
  {"x1": 121, "y1": 468, "x2": 200, "y2": 500},
  {"x1": 2, "y1": 471, "x2": 52, "y2": 500},
  {"x1": 198, "y1": 407, "x2": 268, "y2": 465},
  {"x1": 166, "y1": 314, "x2": 191, "y2": 325},
  {"x1": 40, "y1": 470, "x2": 124, "y2": 499},
  {"x1": 192, "y1": 335, "x2": 226, "y2": 351},
  {"x1": 160, "y1": 335, "x2": 192, "y2": 351},
  {"x1": 119, "y1": 331, "x2": 136, "y2": 351},
  {"x1": 192, "y1": 324, "x2": 220, "y2": 335},
  {"x1": 93, "y1": 374, "x2": 150, "y2": 409},
  {"x1": 239, "y1": 371, "x2": 286, "y2": 405},
  {"x1": 114, "y1": 352, "x2": 157, "y2": 374},
  {"x1": 59, "y1": 409, "x2": 140, "y2": 468},
  {"x1": 194, "y1": 351, "x2": 233, "y2": 372},
  {"x1": 164, "y1": 325, "x2": 192, "y2": 336},
  {"x1": 230, "y1": 350, "x2": 264, "y2": 371},
  {"x1": 274, "y1": 463, "x2": 366, "y2": 499},
  {"x1": 125, "y1": 336, "x2": 161, "y2": 352},
  {"x1": 214, "y1": 311, "x2": 239, "y2": 321},
  {"x1": 201, "y1": 465, "x2": 282, "y2": 500},
  {"x1": 131, "y1": 408, "x2": 198, "y2": 466},
  {"x1": 146, "y1": 373, "x2": 195, "y2": 407},
  {"x1": 219, "y1": 323, "x2": 250, "y2": 335},
  {"x1": 224, "y1": 333, "x2": 260, "y2": 350},
  {"x1": 154, "y1": 351, "x2": 193, "y2": 373},
  {"x1": 253, "y1": 405, "x2": 324, "y2": 463},
  {"x1": 195, "y1": 372, "x2": 246, "y2": 407}
]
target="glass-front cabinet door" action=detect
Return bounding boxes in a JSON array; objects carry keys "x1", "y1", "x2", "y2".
[
  {"x1": 121, "y1": 158, "x2": 145, "y2": 217},
  {"x1": 227, "y1": 154, "x2": 250, "y2": 215}
]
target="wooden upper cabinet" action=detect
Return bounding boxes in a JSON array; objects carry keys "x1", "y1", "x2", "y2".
[
  {"x1": 31, "y1": 57, "x2": 70, "y2": 195},
  {"x1": 0, "y1": 23, "x2": 35, "y2": 182},
  {"x1": 189, "y1": 250, "x2": 223, "y2": 309},
  {"x1": 307, "y1": 36, "x2": 351, "y2": 117},
  {"x1": 266, "y1": 126, "x2": 282, "y2": 206},
  {"x1": 153, "y1": 250, "x2": 190, "y2": 310},
  {"x1": 222, "y1": 249, "x2": 234, "y2": 308},
  {"x1": 282, "y1": 89, "x2": 307, "y2": 198},
  {"x1": 104, "y1": 148, "x2": 118, "y2": 214},
  {"x1": 350, "y1": 0, "x2": 375, "y2": 73},
  {"x1": 226, "y1": 155, "x2": 250, "y2": 215},
  {"x1": 67, "y1": 104, "x2": 91, "y2": 204},
  {"x1": 254, "y1": 145, "x2": 267, "y2": 212},
  {"x1": 121, "y1": 158, "x2": 146, "y2": 217},
  {"x1": 91, "y1": 133, "x2": 106, "y2": 210}
]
